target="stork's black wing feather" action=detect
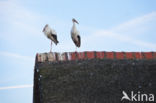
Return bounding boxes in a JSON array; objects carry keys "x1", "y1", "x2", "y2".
[
  {"x1": 51, "y1": 34, "x2": 59, "y2": 44},
  {"x1": 77, "y1": 35, "x2": 81, "y2": 47}
]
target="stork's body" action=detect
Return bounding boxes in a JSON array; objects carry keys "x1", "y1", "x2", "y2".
[
  {"x1": 43, "y1": 24, "x2": 59, "y2": 52},
  {"x1": 71, "y1": 18, "x2": 81, "y2": 51}
]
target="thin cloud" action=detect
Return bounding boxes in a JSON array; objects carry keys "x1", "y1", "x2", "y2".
[
  {"x1": 95, "y1": 30, "x2": 156, "y2": 50},
  {"x1": 0, "y1": 0, "x2": 40, "y2": 21},
  {"x1": 0, "y1": 0, "x2": 42, "y2": 38},
  {"x1": 92, "y1": 12, "x2": 156, "y2": 50},
  {"x1": 0, "y1": 51, "x2": 34, "y2": 61},
  {"x1": 111, "y1": 11, "x2": 156, "y2": 31},
  {"x1": 0, "y1": 84, "x2": 33, "y2": 90}
]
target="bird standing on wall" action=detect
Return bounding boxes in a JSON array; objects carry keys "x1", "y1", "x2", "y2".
[
  {"x1": 42, "y1": 24, "x2": 59, "y2": 52},
  {"x1": 71, "y1": 18, "x2": 81, "y2": 51}
]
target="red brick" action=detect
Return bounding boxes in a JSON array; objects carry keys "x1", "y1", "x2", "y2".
[
  {"x1": 63, "y1": 53, "x2": 68, "y2": 61},
  {"x1": 153, "y1": 52, "x2": 156, "y2": 59},
  {"x1": 116, "y1": 52, "x2": 124, "y2": 59},
  {"x1": 77, "y1": 52, "x2": 85, "y2": 59},
  {"x1": 87, "y1": 52, "x2": 95, "y2": 59},
  {"x1": 54, "y1": 53, "x2": 59, "y2": 61},
  {"x1": 37, "y1": 54, "x2": 42, "y2": 62},
  {"x1": 96, "y1": 52, "x2": 105, "y2": 59},
  {"x1": 134, "y1": 52, "x2": 143, "y2": 59},
  {"x1": 106, "y1": 52, "x2": 114, "y2": 59},
  {"x1": 126, "y1": 52, "x2": 134, "y2": 59},
  {"x1": 70, "y1": 52, "x2": 76, "y2": 60},
  {"x1": 36, "y1": 53, "x2": 39, "y2": 62},
  {"x1": 143, "y1": 52, "x2": 153, "y2": 59}
]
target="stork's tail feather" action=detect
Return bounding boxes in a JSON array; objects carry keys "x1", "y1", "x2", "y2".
[
  {"x1": 56, "y1": 40, "x2": 59, "y2": 44},
  {"x1": 55, "y1": 40, "x2": 59, "y2": 45},
  {"x1": 77, "y1": 43, "x2": 80, "y2": 47}
]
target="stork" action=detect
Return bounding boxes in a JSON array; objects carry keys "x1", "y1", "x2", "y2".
[
  {"x1": 71, "y1": 18, "x2": 81, "y2": 51},
  {"x1": 42, "y1": 24, "x2": 59, "y2": 52}
]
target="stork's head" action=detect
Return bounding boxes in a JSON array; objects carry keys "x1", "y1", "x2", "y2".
[
  {"x1": 72, "y1": 18, "x2": 79, "y2": 24},
  {"x1": 43, "y1": 24, "x2": 48, "y2": 32}
]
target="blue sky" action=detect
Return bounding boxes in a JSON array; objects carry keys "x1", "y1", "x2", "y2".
[{"x1": 0, "y1": 0, "x2": 156, "y2": 103}]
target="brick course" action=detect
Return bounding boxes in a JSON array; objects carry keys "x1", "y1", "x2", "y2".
[{"x1": 36, "y1": 51, "x2": 156, "y2": 62}]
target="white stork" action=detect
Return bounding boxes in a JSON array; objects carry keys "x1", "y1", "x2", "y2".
[
  {"x1": 71, "y1": 18, "x2": 81, "y2": 51},
  {"x1": 42, "y1": 24, "x2": 59, "y2": 52}
]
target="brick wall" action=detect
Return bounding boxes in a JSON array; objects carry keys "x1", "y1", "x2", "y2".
[{"x1": 33, "y1": 51, "x2": 156, "y2": 103}]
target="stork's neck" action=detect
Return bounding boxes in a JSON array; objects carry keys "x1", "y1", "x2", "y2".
[
  {"x1": 73, "y1": 21, "x2": 76, "y2": 26},
  {"x1": 72, "y1": 22, "x2": 77, "y2": 29}
]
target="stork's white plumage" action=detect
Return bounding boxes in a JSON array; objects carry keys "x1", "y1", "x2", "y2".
[
  {"x1": 71, "y1": 18, "x2": 81, "y2": 51},
  {"x1": 42, "y1": 24, "x2": 59, "y2": 52}
]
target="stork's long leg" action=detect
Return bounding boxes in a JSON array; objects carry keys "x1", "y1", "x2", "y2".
[
  {"x1": 50, "y1": 41, "x2": 52, "y2": 52},
  {"x1": 75, "y1": 47, "x2": 77, "y2": 52}
]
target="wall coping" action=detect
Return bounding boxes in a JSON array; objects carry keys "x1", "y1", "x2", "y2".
[{"x1": 35, "y1": 51, "x2": 156, "y2": 62}]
